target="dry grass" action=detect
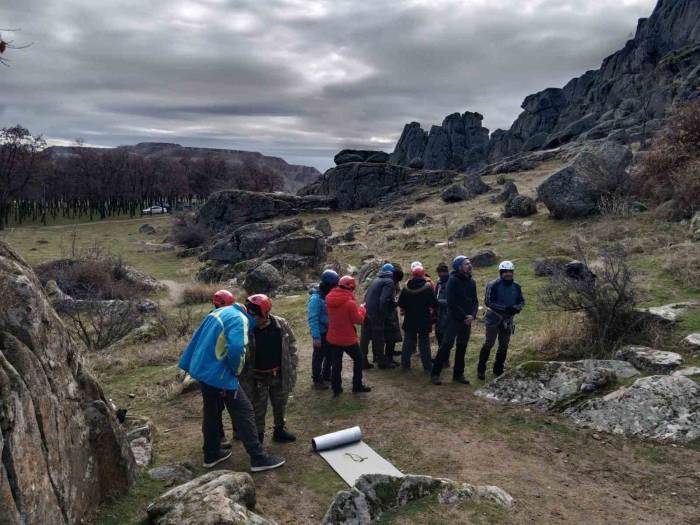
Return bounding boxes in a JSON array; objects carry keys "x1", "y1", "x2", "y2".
[
  {"x1": 661, "y1": 242, "x2": 700, "y2": 293},
  {"x1": 181, "y1": 282, "x2": 222, "y2": 305},
  {"x1": 525, "y1": 313, "x2": 589, "y2": 360}
]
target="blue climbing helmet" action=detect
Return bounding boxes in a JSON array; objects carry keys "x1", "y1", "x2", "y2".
[
  {"x1": 381, "y1": 263, "x2": 395, "y2": 273},
  {"x1": 321, "y1": 269, "x2": 340, "y2": 286},
  {"x1": 452, "y1": 255, "x2": 469, "y2": 272}
]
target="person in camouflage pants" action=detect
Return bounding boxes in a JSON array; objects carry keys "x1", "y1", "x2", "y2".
[{"x1": 239, "y1": 294, "x2": 298, "y2": 443}]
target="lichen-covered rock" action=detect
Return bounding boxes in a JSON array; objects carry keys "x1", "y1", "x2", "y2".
[
  {"x1": 533, "y1": 256, "x2": 572, "y2": 276},
  {"x1": 243, "y1": 263, "x2": 283, "y2": 294},
  {"x1": 615, "y1": 346, "x2": 683, "y2": 374},
  {"x1": 475, "y1": 360, "x2": 640, "y2": 410},
  {"x1": 148, "y1": 464, "x2": 195, "y2": 484},
  {"x1": 684, "y1": 333, "x2": 700, "y2": 348},
  {"x1": 307, "y1": 218, "x2": 332, "y2": 237},
  {"x1": 45, "y1": 279, "x2": 73, "y2": 303},
  {"x1": 470, "y1": 250, "x2": 497, "y2": 267},
  {"x1": 322, "y1": 474, "x2": 513, "y2": 525},
  {"x1": 0, "y1": 241, "x2": 136, "y2": 525},
  {"x1": 490, "y1": 181, "x2": 518, "y2": 203},
  {"x1": 503, "y1": 194, "x2": 538, "y2": 218},
  {"x1": 637, "y1": 300, "x2": 700, "y2": 323},
  {"x1": 566, "y1": 375, "x2": 700, "y2": 443},
  {"x1": 146, "y1": 471, "x2": 274, "y2": 525},
  {"x1": 672, "y1": 367, "x2": 700, "y2": 378}
]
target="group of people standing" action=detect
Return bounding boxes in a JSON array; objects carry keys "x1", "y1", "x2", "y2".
[
  {"x1": 178, "y1": 254, "x2": 524, "y2": 470},
  {"x1": 308, "y1": 256, "x2": 525, "y2": 391}
]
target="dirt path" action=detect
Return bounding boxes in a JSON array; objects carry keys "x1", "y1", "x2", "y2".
[{"x1": 160, "y1": 279, "x2": 187, "y2": 307}]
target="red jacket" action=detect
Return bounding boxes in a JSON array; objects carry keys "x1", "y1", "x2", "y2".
[{"x1": 326, "y1": 287, "x2": 366, "y2": 346}]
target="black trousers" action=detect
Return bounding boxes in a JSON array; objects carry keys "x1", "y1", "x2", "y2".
[
  {"x1": 360, "y1": 316, "x2": 389, "y2": 365},
  {"x1": 478, "y1": 323, "x2": 512, "y2": 376},
  {"x1": 431, "y1": 319, "x2": 471, "y2": 379},
  {"x1": 201, "y1": 382, "x2": 263, "y2": 460},
  {"x1": 311, "y1": 333, "x2": 332, "y2": 383},
  {"x1": 329, "y1": 342, "x2": 364, "y2": 394},
  {"x1": 401, "y1": 327, "x2": 432, "y2": 371}
]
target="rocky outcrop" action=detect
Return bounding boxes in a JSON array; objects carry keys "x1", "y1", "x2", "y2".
[
  {"x1": 487, "y1": 0, "x2": 700, "y2": 161},
  {"x1": 322, "y1": 474, "x2": 513, "y2": 525},
  {"x1": 243, "y1": 262, "x2": 283, "y2": 294},
  {"x1": 638, "y1": 300, "x2": 700, "y2": 323},
  {"x1": 146, "y1": 471, "x2": 274, "y2": 525},
  {"x1": 615, "y1": 345, "x2": 683, "y2": 374},
  {"x1": 490, "y1": 181, "x2": 518, "y2": 203},
  {"x1": 334, "y1": 150, "x2": 389, "y2": 165},
  {"x1": 503, "y1": 195, "x2": 537, "y2": 218},
  {"x1": 475, "y1": 360, "x2": 640, "y2": 410},
  {"x1": 299, "y1": 163, "x2": 457, "y2": 210},
  {"x1": 197, "y1": 190, "x2": 334, "y2": 232},
  {"x1": 533, "y1": 256, "x2": 573, "y2": 277},
  {"x1": 566, "y1": 375, "x2": 700, "y2": 444},
  {"x1": 0, "y1": 241, "x2": 136, "y2": 525},
  {"x1": 441, "y1": 174, "x2": 491, "y2": 203},
  {"x1": 537, "y1": 141, "x2": 633, "y2": 218},
  {"x1": 390, "y1": 112, "x2": 490, "y2": 170}
]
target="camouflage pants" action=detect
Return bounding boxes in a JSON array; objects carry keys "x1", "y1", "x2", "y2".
[{"x1": 245, "y1": 372, "x2": 289, "y2": 433}]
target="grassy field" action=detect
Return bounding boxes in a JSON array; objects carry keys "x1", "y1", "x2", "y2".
[{"x1": 2, "y1": 162, "x2": 699, "y2": 524}]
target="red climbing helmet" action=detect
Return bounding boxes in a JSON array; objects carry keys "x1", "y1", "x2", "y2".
[
  {"x1": 245, "y1": 294, "x2": 273, "y2": 318},
  {"x1": 411, "y1": 266, "x2": 426, "y2": 278},
  {"x1": 338, "y1": 276, "x2": 357, "y2": 291},
  {"x1": 212, "y1": 290, "x2": 235, "y2": 308}
]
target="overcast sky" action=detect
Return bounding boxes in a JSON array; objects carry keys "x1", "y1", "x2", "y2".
[{"x1": 1, "y1": 0, "x2": 657, "y2": 171}]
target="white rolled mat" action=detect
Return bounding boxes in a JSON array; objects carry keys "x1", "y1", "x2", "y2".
[{"x1": 312, "y1": 426, "x2": 403, "y2": 486}]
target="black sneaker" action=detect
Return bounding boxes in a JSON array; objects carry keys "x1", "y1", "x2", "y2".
[
  {"x1": 444, "y1": 361, "x2": 451, "y2": 369},
  {"x1": 333, "y1": 388, "x2": 343, "y2": 398},
  {"x1": 220, "y1": 438, "x2": 233, "y2": 450},
  {"x1": 362, "y1": 362, "x2": 375, "y2": 370},
  {"x1": 431, "y1": 376, "x2": 442, "y2": 385},
  {"x1": 251, "y1": 453, "x2": 286, "y2": 472},
  {"x1": 352, "y1": 384, "x2": 372, "y2": 393},
  {"x1": 203, "y1": 449, "x2": 232, "y2": 468},
  {"x1": 453, "y1": 376, "x2": 470, "y2": 385},
  {"x1": 273, "y1": 428, "x2": 297, "y2": 443}
]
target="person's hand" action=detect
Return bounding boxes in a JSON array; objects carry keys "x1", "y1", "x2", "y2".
[
  {"x1": 359, "y1": 304, "x2": 367, "y2": 317},
  {"x1": 464, "y1": 315, "x2": 473, "y2": 325},
  {"x1": 312, "y1": 339, "x2": 322, "y2": 349}
]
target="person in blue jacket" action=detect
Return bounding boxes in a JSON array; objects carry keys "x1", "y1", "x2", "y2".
[
  {"x1": 179, "y1": 294, "x2": 285, "y2": 471},
  {"x1": 430, "y1": 256, "x2": 478, "y2": 385},
  {"x1": 477, "y1": 261, "x2": 525, "y2": 380},
  {"x1": 307, "y1": 269, "x2": 339, "y2": 389}
]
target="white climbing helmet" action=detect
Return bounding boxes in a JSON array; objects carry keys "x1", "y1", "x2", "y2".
[
  {"x1": 410, "y1": 261, "x2": 423, "y2": 271},
  {"x1": 498, "y1": 260, "x2": 515, "y2": 271}
]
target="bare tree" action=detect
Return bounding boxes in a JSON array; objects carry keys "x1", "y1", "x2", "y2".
[{"x1": 0, "y1": 28, "x2": 33, "y2": 66}]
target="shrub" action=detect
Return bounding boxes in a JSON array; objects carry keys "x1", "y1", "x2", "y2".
[
  {"x1": 66, "y1": 301, "x2": 142, "y2": 351},
  {"x1": 172, "y1": 215, "x2": 211, "y2": 248},
  {"x1": 539, "y1": 241, "x2": 641, "y2": 357},
  {"x1": 526, "y1": 313, "x2": 589, "y2": 360},
  {"x1": 634, "y1": 98, "x2": 700, "y2": 218},
  {"x1": 181, "y1": 283, "x2": 221, "y2": 305},
  {"x1": 170, "y1": 306, "x2": 199, "y2": 338}
]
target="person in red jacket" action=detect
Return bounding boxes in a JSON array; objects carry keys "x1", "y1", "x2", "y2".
[{"x1": 326, "y1": 276, "x2": 371, "y2": 397}]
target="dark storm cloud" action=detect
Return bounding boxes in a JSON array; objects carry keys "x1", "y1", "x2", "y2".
[{"x1": 0, "y1": 0, "x2": 656, "y2": 170}]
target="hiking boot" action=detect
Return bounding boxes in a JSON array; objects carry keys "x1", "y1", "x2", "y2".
[
  {"x1": 378, "y1": 361, "x2": 396, "y2": 369},
  {"x1": 250, "y1": 453, "x2": 286, "y2": 472},
  {"x1": 431, "y1": 376, "x2": 442, "y2": 385},
  {"x1": 220, "y1": 438, "x2": 233, "y2": 450},
  {"x1": 352, "y1": 384, "x2": 372, "y2": 393},
  {"x1": 312, "y1": 381, "x2": 329, "y2": 390},
  {"x1": 203, "y1": 449, "x2": 232, "y2": 468},
  {"x1": 453, "y1": 376, "x2": 470, "y2": 385},
  {"x1": 273, "y1": 428, "x2": 297, "y2": 443}
]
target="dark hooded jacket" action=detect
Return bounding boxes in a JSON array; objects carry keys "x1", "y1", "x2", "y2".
[
  {"x1": 364, "y1": 270, "x2": 396, "y2": 320},
  {"x1": 435, "y1": 274, "x2": 450, "y2": 335},
  {"x1": 398, "y1": 277, "x2": 438, "y2": 332},
  {"x1": 445, "y1": 270, "x2": 479, "y2": 321}
]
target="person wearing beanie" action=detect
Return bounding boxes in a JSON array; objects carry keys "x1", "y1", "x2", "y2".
[
  {"x1": 434, "y1": 262, "x2": 450, "y2": 347},
  {"x1": 477, "y1": 261, "x2": 524, "y2": 380},
  {"x1": 326, "y1": 276, "x2": 371, "y2": 396},
  {"x1": 359, "y1": 263, "x2": 397, "y2": 369},
  {"x1": 398, "y1": 266, "x2": 438, "y2": 371},
  {"x1": 382, "y1": 265, "x2": 404, "y2": 366},
  {"x1": 430, "y1": 256, "x2": 478, "y2": 385},
  {"x1": 307, "y1": 269, "x2": 340, "y2": 389}
]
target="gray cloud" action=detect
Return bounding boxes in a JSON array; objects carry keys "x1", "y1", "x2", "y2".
[{"x1": 0, "y1": 0, "x2": 656, "y2": 170}]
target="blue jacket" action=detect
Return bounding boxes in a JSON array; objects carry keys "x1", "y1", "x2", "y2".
[
  {"x1": 364, "y1": 270, "x2": 396, "y2": 320},
  {"x1": 445, "y1": 270, "x2": 479, "y2": 321},
  {"x1": 178, "y1": 305, "x2": 253, "y2": 390},
  {"x1": 484, "y1": 278, "x2": 525, "y2": 325},
  {"x1": 307, "y1": 287, "x2": 329, "y2": 341}
]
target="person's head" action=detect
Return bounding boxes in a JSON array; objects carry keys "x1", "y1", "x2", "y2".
[
  {"x1": 320, "y1": 269, "x2": 340, "y2": 295},
  {"x1": 436, "y1": 262, "x2": 449, "y2": 280},
  {"x1": 212, "y1": 290, "x2": 235, "y2": 309},
  {"x1": 452, "y1": 255, "x2": 472, "y2": 275},
  {"x1": 338, "y1": 275, "x2": 357, "y2": 292},
  {"x1": 410, "y1": 261, "x2": 423, "y2": 272},
  {"x1": 412, "y1": 266, "x2": 426, "y2": 279},
  {"x1": 381, "y1": 263, "x2": 395, "y2": 274},
  {"x1": 245, "y1": 294, "x2": 272, "y2": 323},
  {"x1": 499, "y1": 260, "x2": 515, "y2": 281},
  {"x1": 392, "y1": 266, "x2": 404, "y2": 284}
]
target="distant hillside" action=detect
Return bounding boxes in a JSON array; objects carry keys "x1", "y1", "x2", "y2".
[{"x1": 46, "y1": 142, "x2": 321, "y2": 193}]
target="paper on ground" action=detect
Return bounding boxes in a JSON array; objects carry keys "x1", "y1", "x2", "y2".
[{"x1": 312, "y1": 426, "x2": 403, "y2": 486}]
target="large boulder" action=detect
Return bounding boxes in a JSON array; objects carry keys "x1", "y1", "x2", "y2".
[
  {"x1": 307, "y1": 218, "x2": 332, "y2": 237},
  {"x1": 146, "y1": 471, "x2": 273, "y2": 525},
  {"x1": 441, "y1": 174, "x2": 490, "y2": 203},
  {"x1": 334, "y1": 149, "x2": 390, "y2": 165},
  {"x1": 264, "y1": 230, "x2": 326, "y2": 263},
  {"x1": 469, "y1": 250, "x2": 497, "y2": 267},
  {"x1": 0, "y1": 241, "x2": 136, "y2": 525},
  {"x1": 566, "y1": 375, "x2": 700, "y2": 443},
  {"x1": 243, "y1": 262, "x2": 283, "y2": 294},
  {"x1": 533, "y1": 256, "x2": 573, "y2": 277},
  {"x1": 537, "y1": 141, "x2": 633, "y2": 218},
  {"x1": 503, "y1": 195, "x2": 537, "y2": 218},
  {"x1": 197, "y1": 190, "x2": 334, "y2": 232},
  {"x1": 322, "y1": 474, "x2": 513, "y2": 525},
  {"x1": 490, "y1": 181, "x2": 518, "y2": 203},
  {"x1": 637, "y1": 300, "x2": 700, "y2": 323},
  {"x1": 615, "y1": 346, "x2": 683, "y2": 374},
  {"x1": 475, "y1": 360, "x2": 640, "y2": 410}
]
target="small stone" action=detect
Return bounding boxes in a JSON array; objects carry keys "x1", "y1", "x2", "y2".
[
  {"x1": 128, "y1": 393, "x2": 136, "y2": 399},
  {"x1": 592, "y1": 434, "x2": 602, "y2": 441},
  {"x1": 684, "y1": 333, "x2": 700, "y2": 348}
]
